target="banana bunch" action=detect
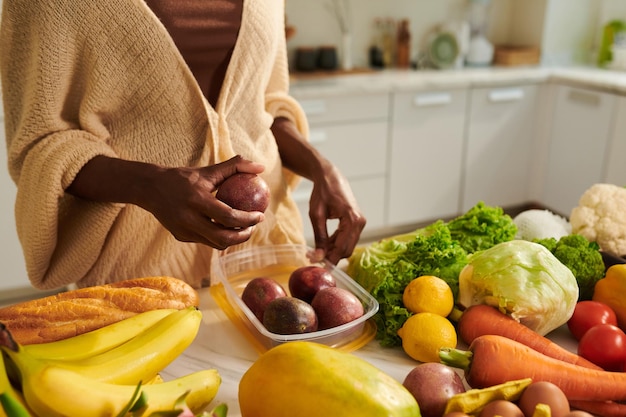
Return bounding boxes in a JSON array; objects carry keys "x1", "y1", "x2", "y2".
[{"x1": 0, "y1": 306, "x2": 222, "y2": 417}]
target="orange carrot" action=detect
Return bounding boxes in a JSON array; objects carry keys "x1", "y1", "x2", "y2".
[
  {"x1": 457, "y1": 304, "x2": 602, "y2": 370},
  {"x1": 569, "y1": 399, "x2": 626, "y2": 417},
  {"x1": 439, "y1": 334, "x2": 626, "y2": 402}
]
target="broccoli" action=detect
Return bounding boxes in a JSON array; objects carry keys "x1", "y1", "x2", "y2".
[{"x1": 534, "y1": 234, "x2": 606, "y2": 301}]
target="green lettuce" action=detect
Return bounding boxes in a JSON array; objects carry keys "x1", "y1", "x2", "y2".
[{"x1": 347, "y1": 202, "x2": 517, "y2": 347}]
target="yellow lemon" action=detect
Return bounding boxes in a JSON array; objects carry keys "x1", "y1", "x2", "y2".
[
  {"x1": 402, "y1": 275, "x2": 454, "y2": 317},
  {"x1": 397, "y1": 312, "x2": 457, "y2": 363}
]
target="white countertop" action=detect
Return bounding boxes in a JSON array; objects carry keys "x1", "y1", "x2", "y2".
[
  {"x1": 289, "y1": 65, "x2": 626, "y2": 98},
  {"x1": 161, "y1": 287, "x2": 579, "y2": 416}
]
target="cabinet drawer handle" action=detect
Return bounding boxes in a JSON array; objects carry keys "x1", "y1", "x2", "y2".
[
  {"x1": 300, "y1": 99, "x2": 327, "y2": 115},
  {"x1": 568, "y1": 89, "x2": 600, "y2": 107},
  {"x1": 308, "y1": 129, "x2": 328, "y2": 145},
  {"x1": 488, "y1": 88, "x2": 524, "y2": 102},
  {"x1": 413, "y1": 92, "x2": 452, "y2": 107}
]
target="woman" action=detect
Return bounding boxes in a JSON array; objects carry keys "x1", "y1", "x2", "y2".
[{"x1": 0, "y1": 0, "x2": 365, "y2": 289}]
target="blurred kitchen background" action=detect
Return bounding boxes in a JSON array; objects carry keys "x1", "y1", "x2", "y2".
[
  {"x1": 285, "y1": 0, "x2": 626, "y2": 71},
  {"x1": 2, "y1": 0, "x2": 626, "y2": 300}
]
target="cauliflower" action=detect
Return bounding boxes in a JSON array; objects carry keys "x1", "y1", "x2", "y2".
[
  {"x1": 570, "y1": 183, "x2": 626, "y2": 257},
  {"x1": 513, "y1": 209, "x2": 571, "y2": 241}
]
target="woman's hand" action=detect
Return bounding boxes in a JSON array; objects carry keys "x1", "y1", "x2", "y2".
[
  {"x1": 67, "y1": 155, "x2": 266, "y2": 250},
  {"x1": 271, "y1": 117, "x2": 366, "y2": 264},
  {"x1": 142, "y1": 156, "x2": 268, "y2": 249},
  {"x1": 308, "y1": 162, "x2": 366, "y2": 265}
]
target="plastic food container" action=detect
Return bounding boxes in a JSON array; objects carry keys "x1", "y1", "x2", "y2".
[{"x1": 210, "y1": 244, "x2": 379, "y2": 352}]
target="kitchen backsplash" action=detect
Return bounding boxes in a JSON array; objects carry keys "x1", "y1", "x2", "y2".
[{"x1": 286, "y1": 0, "x2": 626, "y2": 70}]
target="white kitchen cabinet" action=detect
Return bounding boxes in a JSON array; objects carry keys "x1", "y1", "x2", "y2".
[
  {"x1": 387, "y1": 88, "x2": 467, "y2": 227},
  {"x1": 462, "y1": 84, "x2": 540, "y2": 212},
  {"x1": 604, "y1": 95, "x2": 626, "y2": 186},
  {"x1": 293, "y1": 93, "x2": 390, "y2": 242},
  {"x1": 542, "y1": 85, "x2": 616, "y2": 215}
]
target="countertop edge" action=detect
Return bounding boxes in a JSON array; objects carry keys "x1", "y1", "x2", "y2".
[{"x1": 290, "y1": 66, "x2": 626, "y2": 98}]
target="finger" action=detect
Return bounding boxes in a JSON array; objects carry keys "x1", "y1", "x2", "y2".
[
  {"x1": 325, "y1": 217, "x2": 366, "y2": 265},
  {"x1": 207, "y1": 199, "x2": 265, "y2": 229},
  {"x1": 207, "y1": 155, "x2": 266, "y2": 185},
  {"x1": 310, "y1": 209, "x2": 330, "y2": 258},
  {"x1": 188, "y1": 219, "x2": 257, "y2": 250}
]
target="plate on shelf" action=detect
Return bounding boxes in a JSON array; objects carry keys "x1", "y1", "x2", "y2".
[{"x1": 429, "y1": 31, "x2": 459, "y2": 69}]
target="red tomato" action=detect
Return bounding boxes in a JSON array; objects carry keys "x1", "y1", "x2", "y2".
[
  {"x1": 578, "y1": 323, "x2": 626, "y2": 371},
  {"x1": 567, "y1": 301, "x2": 618, "y2": 341}
]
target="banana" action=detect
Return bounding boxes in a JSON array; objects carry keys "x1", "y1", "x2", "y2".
[
  {"x1": 2, "y1": 306, "x2": 202, "y2": 386},
  {"x1": 22, "y1": 365, "x2": 221, "y2": 417},
  {"x1": 23, "y1": 308, "x2": 177, "y2": 361}
]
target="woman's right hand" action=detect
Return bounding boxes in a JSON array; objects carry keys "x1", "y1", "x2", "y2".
[
  {"x1": 67, "y1": 154, "x2": 267, "y2": 250},
  {"x1": 140, "y1": 155, "x2": 267, "y2": 249}
]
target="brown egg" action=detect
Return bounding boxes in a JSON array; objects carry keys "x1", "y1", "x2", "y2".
[
  {"x1": 479, "y1": 400, "x2": 524, "y2": 417},
  {"x1": 518, "y1": 381, "x2": 570, "y2": 417},
  {"x1": 563, "y1": 412, "x2": 594, "y2": 417}
]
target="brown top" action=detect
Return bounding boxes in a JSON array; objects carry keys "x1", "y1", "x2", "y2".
[{"x1": 145, "y1": 0, "x2": 243, "y2": 107}]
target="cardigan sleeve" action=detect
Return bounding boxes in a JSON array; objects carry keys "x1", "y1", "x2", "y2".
[{"x1": 0, "y1": 0, "x2": 207, "y2": 289}]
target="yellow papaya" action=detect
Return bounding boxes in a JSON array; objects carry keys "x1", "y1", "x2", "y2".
[{"x1": 239, "y1": 341, "x2": 421, "y2": 417}]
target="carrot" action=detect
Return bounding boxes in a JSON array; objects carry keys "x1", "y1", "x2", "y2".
[
  {"x1": 439, "y1": 334, "x2": 626, "y2": 402},
  {"x1": 457, "y1": 304, "x2": 602, "y2": 370},
  {"x1": 570, "y1": 400, "x2": 626, "y2": 417}
]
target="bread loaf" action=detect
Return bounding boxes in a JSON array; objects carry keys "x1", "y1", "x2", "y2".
[{"x1": 0, "y1": 276, "x2": 199, "y2": 345}]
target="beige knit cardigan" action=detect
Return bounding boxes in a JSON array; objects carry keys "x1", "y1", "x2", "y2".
[{"x1": 0, "y1": 0, "x2": 309, "y2": 290}]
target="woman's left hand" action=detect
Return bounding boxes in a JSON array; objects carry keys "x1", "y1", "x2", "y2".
[{"x1": 308, "y1": 162, "x2": 366, "y2": 265}]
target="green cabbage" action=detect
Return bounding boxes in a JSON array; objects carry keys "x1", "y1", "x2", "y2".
[{"x1": 458, "y1": 240, "x2": 579, "y2": 336}]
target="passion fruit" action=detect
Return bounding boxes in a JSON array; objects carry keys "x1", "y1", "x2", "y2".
[
  {"x1": 262, "y1": 296, "x2": 318, "y2": 335},
  {"x1": 216, "y1": 172, "x2": 270, "y2": 212}
]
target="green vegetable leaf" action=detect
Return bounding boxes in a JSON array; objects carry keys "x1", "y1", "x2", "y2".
[{"x1": 347, "y1": 202, "x2": 517, "y2": 347}]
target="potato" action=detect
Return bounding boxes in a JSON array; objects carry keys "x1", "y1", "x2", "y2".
[
  {"x1": 311, "y1": 287, "x2": 363, "y2": 330},
  {"x1": 216, "y1": 172, "x2": 270, "y2": 212},
  {"x1": 402, "y1": 363, "x2": 465, "y2": 417},
  {"x1": 241, "y1": 277, "x2": 287, "y2": 322},
  {"x1": 288, "y1": 265, "x2": 336, "y2": 303}
]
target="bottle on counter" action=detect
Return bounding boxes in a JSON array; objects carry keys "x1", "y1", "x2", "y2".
[
  {"x1": 382, "y1": 18, "x2": 395, "y2": 68},
  {"x1": 396, "y1": 19, "x2": 411, "y2": 68},
  {"x1": 369, "y1": 18, "x2": 385, "y2": 69}
]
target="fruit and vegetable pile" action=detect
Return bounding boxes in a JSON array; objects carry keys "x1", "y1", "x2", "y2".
[
  {"x1": 0, "y1": 307, "x2": 224, "y2": 417},
  {"x1": 237, "y1": 184, "x2": 626, "y2": 417}
]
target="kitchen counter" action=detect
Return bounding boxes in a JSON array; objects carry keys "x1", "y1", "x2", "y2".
[
  {"x1": 161, "y1": 285, "x2": 580, "y2": 416},
  {"x1": 289, "y1": 65, "x2": 626, "y2": 98}
]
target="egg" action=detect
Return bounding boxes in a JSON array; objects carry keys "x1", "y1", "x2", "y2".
[
  {"x1": 479, "y1": 400, "x2": 524, "y2": 417},
  {"x1": 518, "y1": 381, "x2": 570, "y2": 417},
  {"x1": 563, "y1": 412, "x2": 594, "y2": 417}
]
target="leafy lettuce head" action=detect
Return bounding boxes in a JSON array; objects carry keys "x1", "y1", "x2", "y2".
[{"x1": 458, "y1": 240, "x2": 579, "y2": 336}]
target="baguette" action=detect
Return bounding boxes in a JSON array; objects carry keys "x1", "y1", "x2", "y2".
[{"x1": 0, "y1": 276, "x2": 199, "y2": 345}]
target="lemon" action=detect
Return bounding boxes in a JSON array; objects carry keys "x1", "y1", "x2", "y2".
[
  {"x1": 397, "y1": 312, "x2": 457, "y2": 363},
  {"x1": 402, "y1": 275, "x2": 454, "y2": 317}
]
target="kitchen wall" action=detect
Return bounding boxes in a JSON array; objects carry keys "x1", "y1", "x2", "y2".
[{"x1": 285, "y1": 0, "x2": 626, "y2": 69}]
